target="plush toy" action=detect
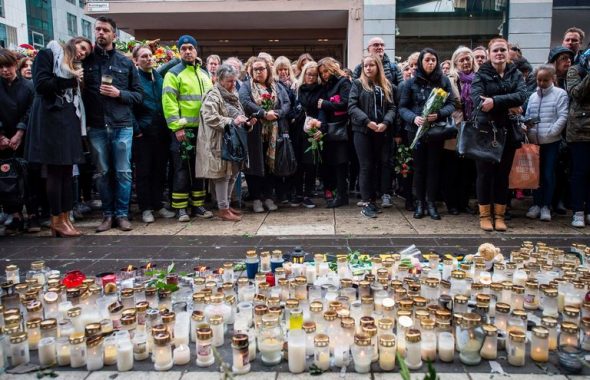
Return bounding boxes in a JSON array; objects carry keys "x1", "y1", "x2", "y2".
[{"x1": 464, "y1": 243, "x2": 504, "y2": 270}]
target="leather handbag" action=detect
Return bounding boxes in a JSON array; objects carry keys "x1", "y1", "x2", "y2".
[
  {"x1": 0, "y1": 157, "x2": 28, "y2": 204},
  {"x1": 221, "y1": 124, "x2": 249, "y2": 164},
  {"x1": 457, "y1": 110, "x2": 506, "y2": 163},
  {"x1": 324, "y1": 119, "x2": 349, "y2": 142},
  {"x1": 274, "y1": 132, "x2": 298, "y2": 177},
  {"x1": 425, "y1": 119, "x2": 458, "y2": 142}
]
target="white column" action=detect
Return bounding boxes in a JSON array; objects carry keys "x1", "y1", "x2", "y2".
[
  {"x1": 508, "y1": 0, "x2": 553, "y2": 67},
  {"x1": 362, "y1": 0, "x2": 397, "y2": 62}
]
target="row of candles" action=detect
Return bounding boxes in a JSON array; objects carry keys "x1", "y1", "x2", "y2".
[{"x1": 0, "y1": 242, "x2": 590, "y2": 374}]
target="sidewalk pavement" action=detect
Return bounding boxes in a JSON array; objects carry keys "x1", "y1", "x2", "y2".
[{"x1": 39, "y1": 198, "x2": 590, "y2": 237}]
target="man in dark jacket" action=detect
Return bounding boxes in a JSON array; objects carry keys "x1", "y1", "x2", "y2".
[
  {"x1": 353, "y1": 37, "x2": 402, "y2": 88},
  {"x1": 82, "y1": 16, "x2": 142, "y2": 232},
  {"x1": 562, "y1": 27, "x2": 585, "y2": 64}
]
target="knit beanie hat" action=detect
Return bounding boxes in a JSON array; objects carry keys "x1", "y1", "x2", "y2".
[{"x1": 177, "y1": 35, "x2": 198, "y2": 50}]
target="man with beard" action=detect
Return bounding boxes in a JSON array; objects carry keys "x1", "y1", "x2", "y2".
[
  {"x1": 82, "y1": 16, "x2": 142, "y2": 232},
  {"x1": 562, "y1": 27, "x2": 585, "y2": 64}
]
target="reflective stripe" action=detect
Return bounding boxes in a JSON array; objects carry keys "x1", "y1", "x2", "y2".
[
  {"x1": 178, "y1": 94, "x2": 202, "y2": 101},
  {"x1": 172, "y1": 201, "x2": 189, "y2": 209},
  {"x1": 172, "y1": 193, "x2": 189, "y2": 200},
  {"x1": 163, "y1": 86, "x2": 179, "y2": 96},
  {"x1": 191, "y1": 191, "x2": 206, "y2": 197},
  {"x1": 184, "y1": 117, "x2": 199, "y2": 124},
  {"x1": 191, "y1": 200, "x2": 205, "y2": 207},
  {"x1": 166, "y1": 115, "x2": 180, "y2": 124}
]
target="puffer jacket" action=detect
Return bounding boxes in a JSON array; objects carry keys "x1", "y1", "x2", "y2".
[
  {"x1": 525, "y1": 85, "x2": 569, "y2": 145},
  {"x1": 565, "y1": 65, "x2": 590, "y2": 142},
  {"x1": 348, "y1": 79, "x2": 396, "y2": 134},
  {"x1": 470, "y1": 61, "x2": 527, "y2": 129}
]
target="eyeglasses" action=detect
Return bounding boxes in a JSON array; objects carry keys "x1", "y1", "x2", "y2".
[
  {"x1": 371, "y1": 43, "x2": 385, "y2": 48},
  {"x1": 252, "y1": 67, "x2": 267, "y2": 72}
]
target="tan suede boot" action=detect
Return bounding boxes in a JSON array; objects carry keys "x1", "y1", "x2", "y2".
[
  {"x1": 494, "y1": 204, "x2": 507, "y2": 231},
  {"x1": 478, "y1": 204, "x2": 494, "y2": 232}
]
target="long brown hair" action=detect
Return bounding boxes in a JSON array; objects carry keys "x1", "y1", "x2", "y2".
[
  {"x1": 317, "y1": 57, "x2": 345, "y2": 81},
  {"x1": 359, "y1": 55, "x2": 392, "y2": 103},
  {"x1": 249, "y1": 57, "x2": 274, "y2": 88},
  {"x1": 63, "y1": 36, "x2": 92, "y2": 71}
]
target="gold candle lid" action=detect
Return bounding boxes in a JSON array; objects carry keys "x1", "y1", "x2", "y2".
[
  {"x1": 461, "y1": 312, "x2": 482, "y2": 327},
  {"x1": 121, "y1": 288, "x2": 134, "y2": 298},
  {"x1": 209, "y1": 314, "x2": 223, "y2": 325},
  {"x1": 454, "y1": 295, "x2": 468, "y2": 304},
  {"x1": 561, "y1": 321, "x2": 579, "y2": 334},
  {"x1": 509, "y1": 330, "x2": 526, "y2": 343},
  {"x1": 254, "y1": 305, "x2": 268, "y2": 316},
  {"x1": 354, "y1": 333, "x2": 371, "y2": 346},
  {"x1": 512, "y1": 309, "x2": 527, "y2": 320},
  {"x1": 154, "y1": 332, "x2": 172, "y2": 346},
  {"x1": 398, "y1": 299, "x2": 413, "y2": 310},
  {"x1": 361, "y1": 295, "x2": 374, "y2": 305},
  {"x1": 231, "y1": 333, "x2": 249, "y2": 349},
  {"x1": 405, "y1": 329, "x2": 421, "y2": 343},
  {"x1": 413, "y1": 296, "x2": 427, "y2": 307},
  {"x1": 379, "y1": 334, "x2": 396, "y2": 347},
  {"x1": 564, "y1": 306, "x2": 580, "y2": 317},
  {"x1": 362, "y1": 324, "x2": 377, "y2": 337},
  {"x1": 323, "y1": 310, "x2": 337, "y2": 321},
  {"x1": 377, "y1": 318, "x2": 393, "y2": 330},
  {"x1": 360, "y1": 316, "x2": 375, "y2": 327},
  {"x1": 86, "y1": 335, "x2": 104, "y2": 348},
  {"x1": 512, "y1": 285, "x2": 525, "y2": 294},
  {"x1": 26, "y1": 318, "x2": 42, "y2": 329},
  {"x1": 40, "y1": 318, "x2": 57, "y2": 330},
  {"x1": 341, "y1": 317, "x2": 355, "y2": 329},
  {"x1": 532, "y1": 326, "x2": 549, "y2": 339},
  {"x1": 420, "y1": 319, "x2": 435, "y2": 330},
  {"x1": 67, "y1": 307, "x2": 82, "y2": 318},
  {"x1": 161, "y1": 311, "x2": 175, "y2": 324},
  {"x1": 541, "y1": 316, "x2": 557, "y2": 328},
  {"x1": 151, "y1": 324, "x2": 167, "y2": 336},
  {"x1": 10, "y1": 331, "x2": 27, "y2": 344},
  {"x1": 26, "y1": 300, "x2": 42, "y2": 312},
  {"x1": 435, "y1": 309, "x2": 451, "y2": 320},
  {"x1": 314, "y1": 333, "x2": 330, "y2": 347},
  {"x1": 85, "y1": 323, "x2": 101, "y2": 337},
  {"x1": 135, "y1": 301, "x2": 149, "y2": 312},
  {"x1": 303, "y1": 321, "x2": 316, "y2": 333},
  {"x1": 483, "y1": 324, "x2": 497, "y2": 336},
  {"x1": 475, "y1": 294, "x2": 491, "y2": 304},
  {"x1": 310, "y1": 301, "x2": 323, "y2": 313},
  {"x1": 121, "y1": 315, "x2": 136, "y2": 326},
  {"x1": 495, "y1": 303, "x2": 511, "y2": 314},
  {"x1": 285, "y1": 299, "x2": 299, "y2": 309},
  {"x1": 69, "y1": 332, "x2": 86, "y2": 345}
]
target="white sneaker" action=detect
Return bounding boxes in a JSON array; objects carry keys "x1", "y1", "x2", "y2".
[
  {"x1": 253, "y1": 200, "x2": 265, "y2": 213},
  {"x1": 381, "y1": 194, "x2": 393, "y2": 208},
  {"x1": 526, "y1": 205, "x2": 541, "y2": 219},
  {"x1": 157, "y1": 207, "x2": 176, "y2": 219},
  {"x1": 356, "y1": 200, "x2": 365, "y2": 207},
  {"x1": 539, "y1": 206, "x2": 551, "y2": 222},
  {"x1": 177, "y1": 209, "x2": 190, "y2": 222},
  {"x1": 572, "y1": 211, "x2": 585, "y2": 228},
  {"x1": 264, "y1": 199, "x2": 278, "y2": 211},
  {"x1": 142, "y1": 210, "x2": 155, "y2": 223}
]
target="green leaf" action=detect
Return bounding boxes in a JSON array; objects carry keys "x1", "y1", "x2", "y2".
[
  {"x1": 397, "y1": 352, "x2": 412, "y2": 380},
  {"x1": 167, "y1": 263, "x2": 175, "y2": 273}
]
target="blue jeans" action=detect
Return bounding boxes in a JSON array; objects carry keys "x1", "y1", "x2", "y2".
[
  {"x1": 88, "y1": 127, "x2": 133, "y2": 218},
  {"x1": 569, "y1": 141, "x2": 590, "y2": 213},
  {"x1": 533, "y1": 141, "x2": 560, "y2": 207}
]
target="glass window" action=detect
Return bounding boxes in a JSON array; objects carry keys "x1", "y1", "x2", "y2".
[
  {"x1": 67, "y1": 13, "x2": 77, "y2": 36},
  {"x1": 0, "y1": 0, "x2": 4, "y2": 18},
  {"x1": 79, "y1": 0, "x2": 85, "y2": 8},
  {"x1": 82, "y1": 19, "x2": 91, "y2": 39},
  {"x1": 66, "y1": 0, "x2": 75, "y2": 4}
]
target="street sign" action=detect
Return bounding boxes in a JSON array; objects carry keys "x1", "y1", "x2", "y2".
[{"x1": 87, "y1": 2, "x2": 110, "y2": 12}]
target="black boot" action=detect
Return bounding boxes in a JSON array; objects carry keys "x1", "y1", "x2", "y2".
[
  {"x1": 427, "y1": 202, "x2": 441, "y2": 220},
  {"x1": 327, "y1": 196, "x2": 349, "y2": 209},
  {"x1": 413, "y1": 201, "x2": 424, "y2": 219}
]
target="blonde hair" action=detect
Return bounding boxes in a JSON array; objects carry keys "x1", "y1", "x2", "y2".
[
  {"x1": 296, "y1": 61, "x2": 319, "y2": 89},
  {"x1": 317, "y1": 57, "x2": 345, "y2": 80},
  {"x1": 358, "y1": 55, "x2": 392, "y2": 103},
  {"x1": 273, "y1": 56, "x2": 296, "y2": 84},
  {"x1": 449, "y1": 46, "x2": 478, "y2": 76}
]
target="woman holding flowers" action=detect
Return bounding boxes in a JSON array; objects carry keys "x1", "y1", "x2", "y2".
[
  {"x1": 294, "y1": 61, "x2": 324, "y2": 208},
  {"x1": 471, "y1": 38, "x2": 527, "y2": 231},
  {"x1": 317, "y1": 57, "x2": 351, "y2": 208},
  {"x1": 239, "y1": 57, "x2": 291, "y2": 213},
  {"x1": 348, "y1": 55, "x2": 397, "y2": 218},
  {"x1": 399, "y1": 48, "x2": 455, "y2": 220},
  {"x1": 442, "y1": 46, "x2": 479, "y2": 215}
]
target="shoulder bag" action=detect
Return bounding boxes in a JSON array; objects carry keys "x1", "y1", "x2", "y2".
[
  {"x1": 0, "y1": 157, "x2": 28, "y2": 204},
  {"x1": 457, "y1": 107, "x2": 506, "y2": 163},
  {"x1": 324, "y1": 119, "x2": 349, "y2": 142}
]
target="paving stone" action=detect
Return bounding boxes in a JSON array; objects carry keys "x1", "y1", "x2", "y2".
[
  {"x1": 86, "y1": 371, "x2": 184, "y2": 380},
  {"x1": 258, "y1": 223, "x2": 335, "y2": 235},
  {"x1": 278, "y1": 372, "x2": 371, "y2": 380},
  {"x1": 469, "y1": 374, "x2": 568, "y2": 380}
]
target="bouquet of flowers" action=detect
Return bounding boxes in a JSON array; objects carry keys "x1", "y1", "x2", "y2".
[
  {"x1": 410, "y1": 87, "x2": 449, "y2": 149},
  {"x1": 261, "y1": 93, "x2": 274, "y2": 111},
  {"x1": 394, "y1": 144, "x2": 413, "y2": 178},
  {"x1": 304, "y1": 117, "x2": 324, "y2": 164}
]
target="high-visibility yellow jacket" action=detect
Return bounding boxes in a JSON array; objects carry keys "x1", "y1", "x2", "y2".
[{"x1": 162, "y1": 60, "x2": 212, "y2": 132}]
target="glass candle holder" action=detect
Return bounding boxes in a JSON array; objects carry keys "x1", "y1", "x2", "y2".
[
  {"x1": 26, "y1": 318, "x2": 41, "y2": 350},
  {"x1": 352, "y1": 333, "x2": 372, "y2": 374},
  {"x1": 405, "y1": 329, "x2": 423, "y2": 370},
  {"x1": 153, "y1": 333, "x2": 173, "y2": 371},
  {"x1": 38, "y1": 337, "x2": 56, "y2": 367},
  {"x1": 507, "y1": 330, "x2": 526, "y2": 366},
  {"x1": 542, "y1": 288, "x2": 559, "y2": 317},
  {"x1": 379, "y1": 334, "x2": 396, "y2": 371},
  {"x1": 103, "y1": 336, "x2": 117, "y2": 366},
  {"x1": 69, "y1": 333, "x2": 86, "y2": 368},
  {"x1": 232, "y1": 333, "x2": 250, "y2": 374},
  {"x1": 457, "y1": 313, "x2": 484, "y2": 366},
  {"x1": 421, "y1": 322, "x2": 437, "y2": 362},
  {"x1": 86, "y1": 335, "x2": 104, "y2": 371},
  {"x1": 438, "y1": 332, "x2": 454, "y2": 362},
  {"x1": 173, "y1": 344, "x2": 190, "y2": 366},
  {"x1": 559, "y1": 322, "x2": 580, "y2": 347},
  {"x1": 480, "y1": 324, "x2": 498, "y2": 360},
  {"x1": 117, "y1": 340, "x2": 134, "y2": 371},
  {"x1": 132, "y1": 331, "x2": 149, "y2": 361},
  {"x1": 313, "y1": 333, "x2": 330, "y2": 371},
  {"x1": 530, "y1": 326, "x2": 549, "y2": 362},
  {"x1": 56, "y1": 336, "x2": 70, "y2": 366},
  {"x1": 195, "y1": 326, "x2": 214, "y2": 367},
  {"x1": 209, "y1": 314, "x2": 224, "y2": 347},
  {"x1": 10, "y1": 332, "x2": 30, "y2": 367}
]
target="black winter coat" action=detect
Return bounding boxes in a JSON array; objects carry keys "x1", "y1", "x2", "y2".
[
  {"x1": 25, "y1": 48, "x2": 84, "y2": 165},
  {"x1": 319, "y1": 75, "x2": 350, "y2": 165},
  {"x1": 82, "y1": 45, "x2": 142, "y2": 128},
  {"x1": 133, "y1": 69, "x2": 168, "y2": 137},
  {"x1": 348, "y1": 79, "x2": 397, "y2": 134},
  {"x1": 238, "y1": 80, "x2": 291, "y2": 177},
  {"x1": 294, "y1": 83, "x2": 324, "y2": 165},
  {"x1": 399, "y1": 71, "x2": 455, "y2": 133},
  {"x1": 470, "y1": 62, "x2": 527, "y2": 129}
]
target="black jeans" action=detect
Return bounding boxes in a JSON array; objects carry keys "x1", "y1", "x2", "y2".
[
  {"x1": 411, "y1": 135, "x2": 443, "y2": 202},
  {"x1": 46, "y1": 165, "x2": 73, "y2": 216},
  {"x1": 245, "y1": 174, "x2": 275, "y2": 201},
  {"x1": 569, "y1": 141, "x2": 590, "y2": 213},
  {"x1": 475, "y1": 144, "x2": 517, "y2": 205},
  {"x1": 170, "y1": 134, "x2": 206, "y2": 209},
  {"x1": 441, "y1": 150, "x2": 475, "y2": 210},
  {"x1": 354, "y1": 131, "x2": 392, "y2": 202},
  {"x1": 134, "y1": 132, "x2": 169, "y2": 211},
  {"x1": 293, "y1": 163, "x2": 317, "y2": 198}
]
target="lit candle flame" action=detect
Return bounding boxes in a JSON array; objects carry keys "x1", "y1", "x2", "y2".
[
  {"x1": 218, "y1": 268, "x2": 224, "y2": 275},
  {"x1": 146, "y1": 263, "x2": 151, "y2": 270},
  {"x1": 127, "y1": 265, "x2": 134, "y2": 272}
]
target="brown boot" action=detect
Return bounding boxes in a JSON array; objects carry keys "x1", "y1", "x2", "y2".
[
  {"x1": 218, "y1": 208, "x2": 241, "y2": 222},
  {"x1": 61, "y1": 212, "x2": 82, "y2": 237},
  {"x1": 478, "y1": 204, "x2": 494, "y2": 232},
  {"x1": 494, "y1": 204, "x2": 507, "y2": 231},
  {"x1": 50, "y1": 215, "x2": 78, "y2": 238},
  {"x1": 229, "y1": 207, "x2": 242, "y2": 216}
]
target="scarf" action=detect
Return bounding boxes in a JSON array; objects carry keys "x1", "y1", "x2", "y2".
[
  {"x1": 47, "y1": 41, "x2": 86, "y2": 136},
  {"x1": 216, "y1": 82, "x2": 244, "y2": 119},
  {"x1": 458, "y1": 71, "x2": 475, "y2": 119},
  {"x1": 250, "y1": 79, "x2": 279, "y2": 172}
]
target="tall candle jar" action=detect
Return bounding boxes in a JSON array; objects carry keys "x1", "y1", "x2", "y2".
[
  {"x1": 507, "y1": 330, "x2": 526, "y2": 366},
  {"x1": 362, "y1": 324, "x2": 378, "y2": 362},
  {"x1": 258, "y1": 316, "x2": 282, "y2": 365},
  {"x1": 379, "y1": 334, "x2": 396, "y2": 371},
  {"x1": 457, "y1": 313, "x2": 484, "y2": 366},
  {"x1": 524, "y1": 281, "x2": 539, "y2": 310},
  {"x1": 103, "y1": 336, "x2": 117, "y2": 366},
  {"x1": 108, "y1": 302, "x2": 123, "y2": 330},
  {"x1": 231, "y1": 333, "x2": 250, "y2": 374},
  {"x1": 5, "y1": 265, "x2": 19, "y2": 284},
  {"x1": 559, "y1": 322, "x2": 579, "y2": 347},
  {"x1": 352, "y1": 333, "x2": 372, "y2": 374},
  {"x1": 245, "y1": 251, "x2": 259, "y2": 280},
  {"x1": 38, "y1": 337, "x2": 56, "y2": 367},
  {"x1": 209, "y1": 314, "x2": 224, "y2": 347},
  {"x1": 542, "y1": 288, "x2": 559, "y2": 317},
  {"x1": 69, "y1": 332, "x2": 86, "y2": 368},
  {"x1": 302, "y1": 321, "x2": 316, "y2": 357},
  {"x1": 480, "y1": 324, "x2": 498, "y2": 360},
  {"x1": 86, "y1": 335, "x2": 104, "y2": 371},
  {"x1": 153, "y1": 332, "x2": 173, "y2": 371},
  {"x1": 26, "y1": 318, "x2": 41, "y2": 350},
  {"x1": 541, "y1": 316, "x2": 558, "y2": 350},
  {"x1": 56, "y1": 336, "x2": 70, "y2": 366},
  {"x1": 494, "y1": 303, "x2": 510, "y2": 332},
  {"x1": 421, "y1": 320, "x2": 437, "y2": 362},
  {"x1": 563, "y1": 306, "x2": 580, "y2": 324},
  {"x1": 117, "y1": 340, "x2": 134, "y2": 372},
  {"x1": 25, "y1": 300, "x2": 43, "y2": 321},
  {"x1": 530, "y1": 326, "x2": 549, "y2": 362},
  {"x1": 512, "y1": 285, "x2": 525, "y2": 310},
  {"x1": 196, "y1": 326, "x2": 215, "y2": 367},
  {"x1": 438, "y1": 332, "x2": 454, "y2": 362},
  {"x1": 288, "y1": 329, "x2": 306, "y2": 374},
  {"x1": 405, "y1": 329, "x2": 423, "y2": 370},
  {"x1": 132, "y1": 331, "x2": 149, "y2": 361},
  {"x1": 453, "y1": 295, "x2": 468, "y2": 314},
  {"x1": 10, "y1": 332, "x2": 30, "y2": 367},
  {"x1": 314, "y1": 334, "x2": 330, "y2": 371}
]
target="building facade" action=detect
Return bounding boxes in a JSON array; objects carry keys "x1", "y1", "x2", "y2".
[{"x1": 0, "y1": 0, "x2": 28, "y2": 49}]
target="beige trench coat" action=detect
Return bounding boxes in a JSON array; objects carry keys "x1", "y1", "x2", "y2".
[{"x1": 195, "y1": 86, "x2": 235, "y2": 179}]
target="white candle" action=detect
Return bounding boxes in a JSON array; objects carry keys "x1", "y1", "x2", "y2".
[
  {"x1": 173, "y1": 344, "x2": 191, "y2": 365},
  {"x1": 259, "y1": 337, "x2": 283, "y2": 365},
  {"x1": 438, "y1": 336, "x2": 454, "y2": 362},
  {"x1": 38, "y1": 338, "x2": 56, "y2": 367},
  {"x1": 104, "y1": 338, "x2": 117, "y2": 365},
  {"x1": 333, "y1": 345, "x2": 350, "y2": 367},
  {"x1": 70, "y1": 344, "x2": 86, "y2": 368},
  {"x1": 288, "y1": 330, "x2": 307, "y2": 374},
  {"x1": 421, "y1": 341, "x2": 437, "y2": 362},
  {"x1": 56, "y1": 339, "x2": 71, "y2": 366},
  {"x1": 379, "y1": 348, "x2": 396, "y2": 371},
  {"x1": 153, "y1": 345, "x2": 173, "y2": 370},
  {"x1": 354, "y1": 349, "x2": 371, "y2": 373},
  {"x1": 117, "y1": 341, "x2": 134, "y2": 372},
  {"x1": 315, "y1": 350, "x2": 330, "y2": 371}
]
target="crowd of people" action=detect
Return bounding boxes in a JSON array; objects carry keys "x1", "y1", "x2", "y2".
[{"x1": 0, "y1": 16, "x2": 589, "y2": 236}]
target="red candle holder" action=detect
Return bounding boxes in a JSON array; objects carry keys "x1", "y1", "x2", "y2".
[
  {"x1": 266, "y1": 272, "x2": 275, "y2": 287},
  {"x1": 62, "y1": 270, "x2": 86, "y2": 289}
]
